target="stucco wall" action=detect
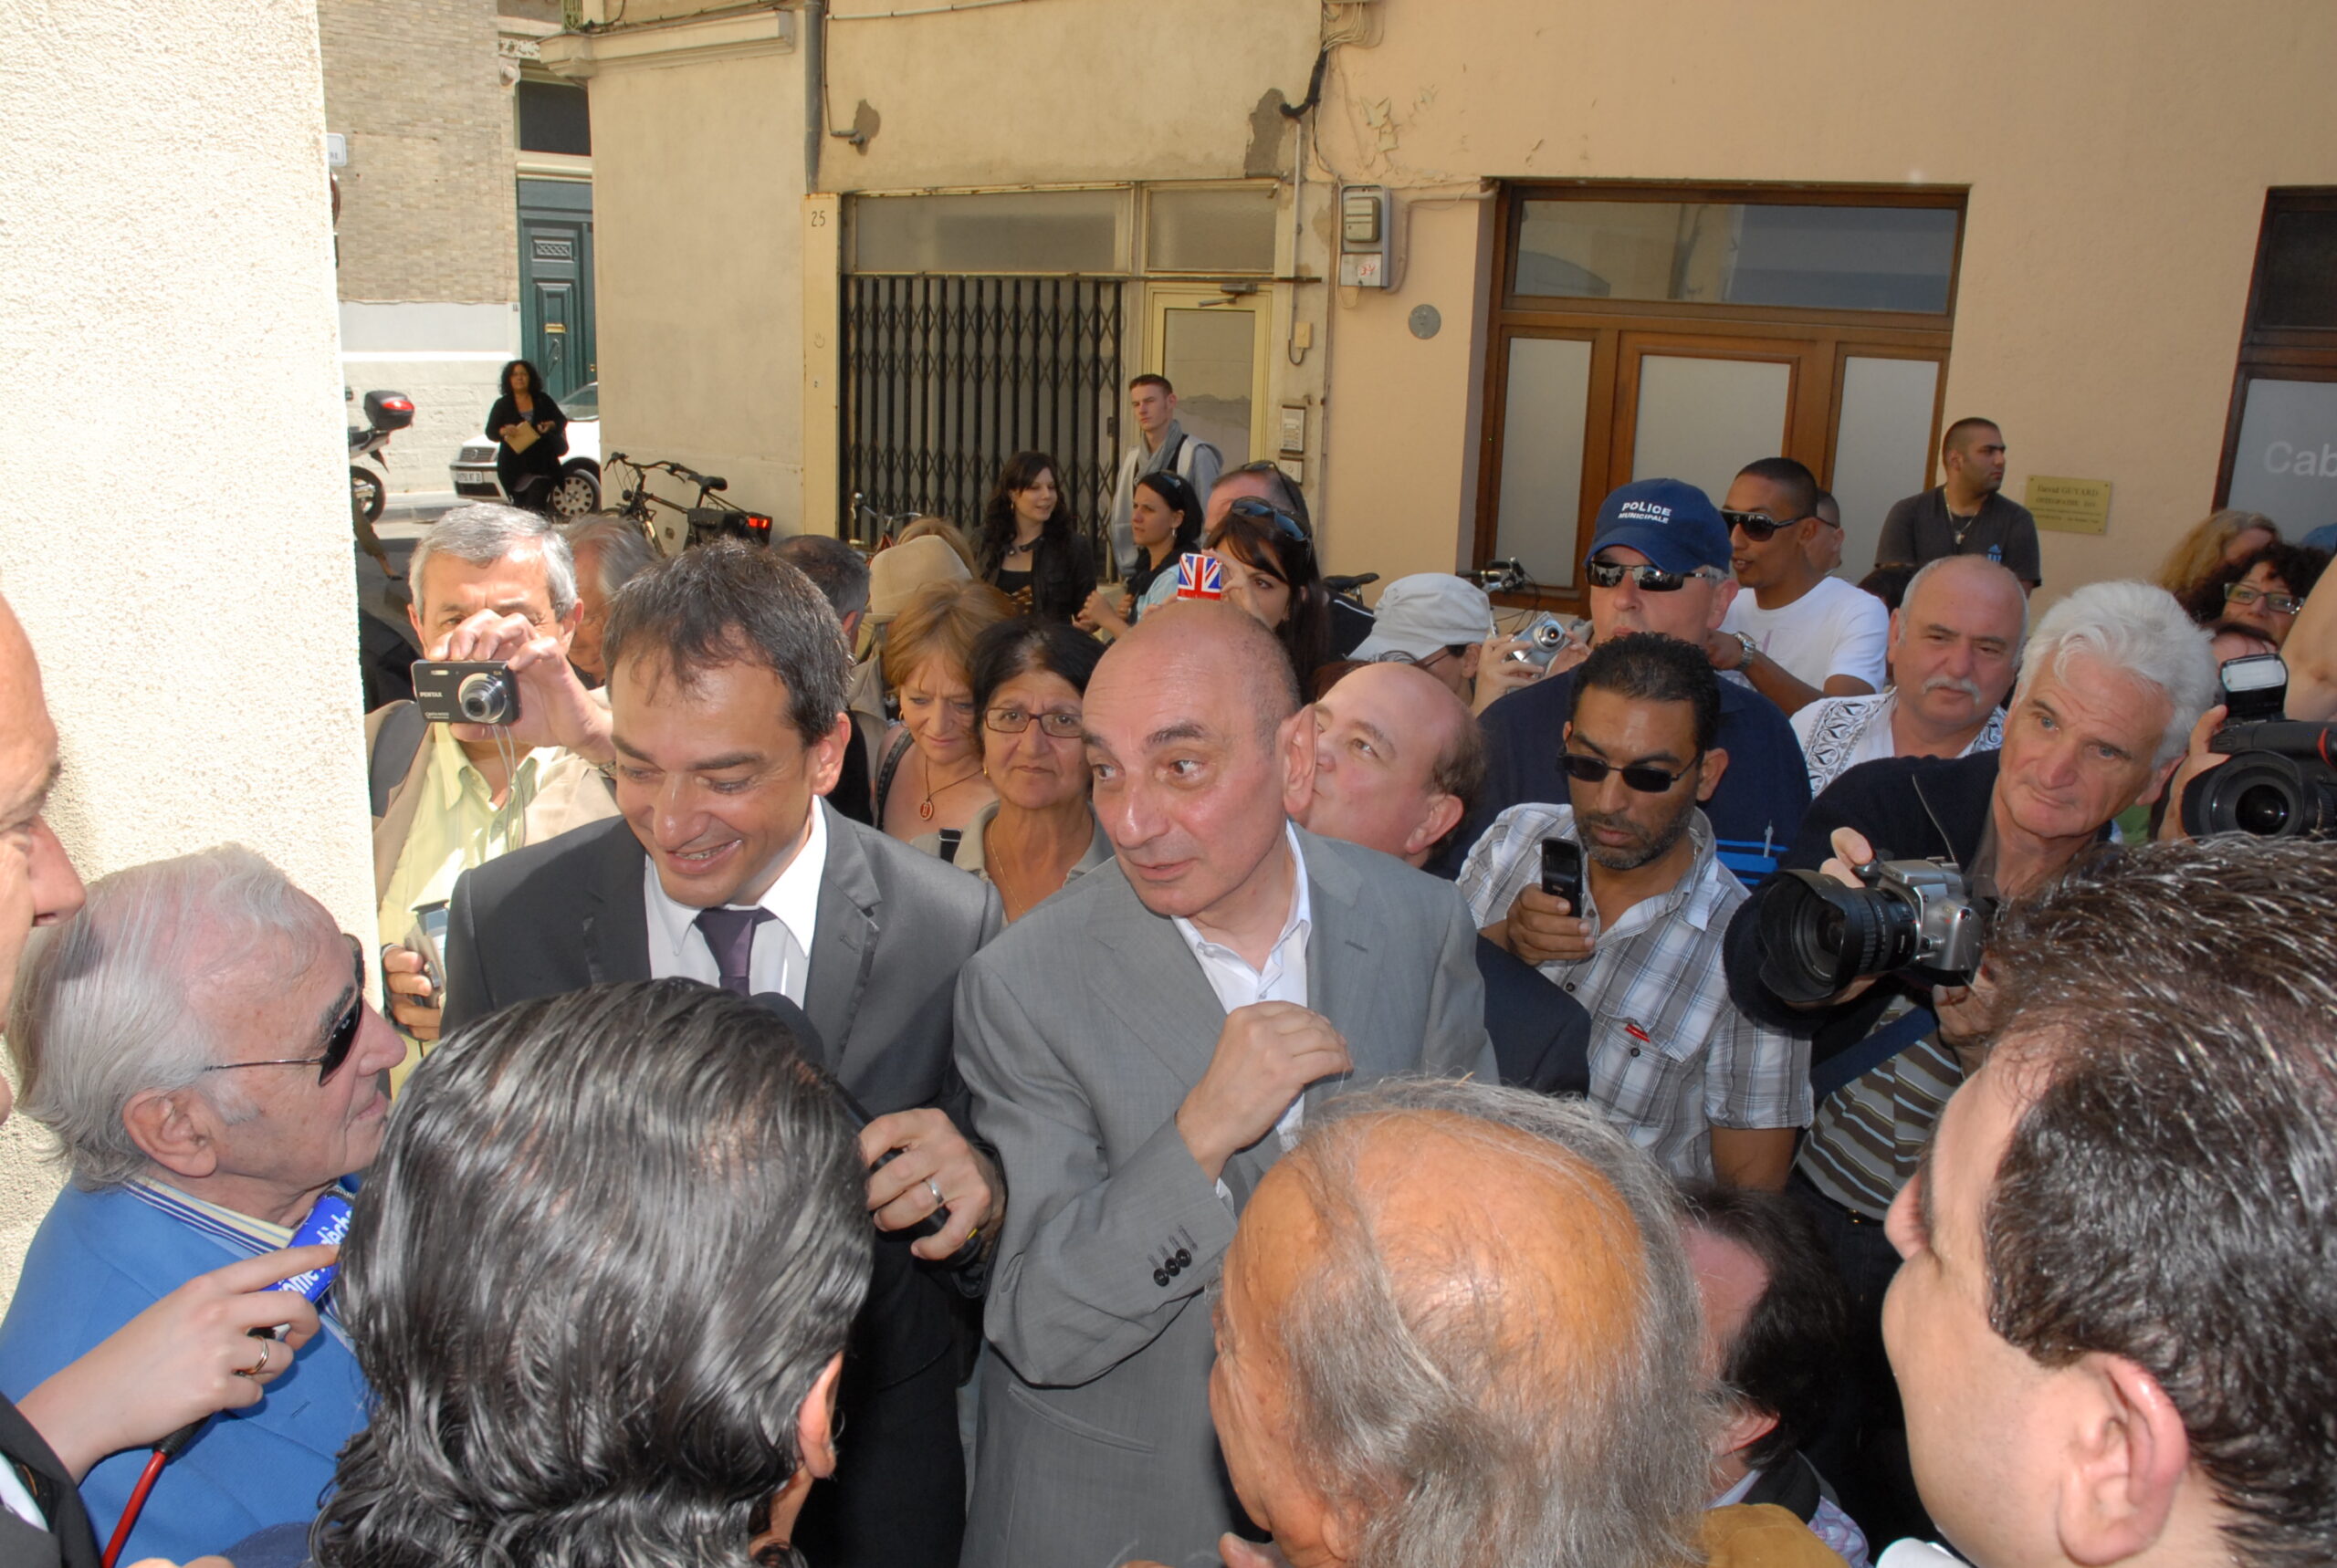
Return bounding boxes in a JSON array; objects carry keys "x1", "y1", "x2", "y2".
[
  {"x1": 1313, "y1": 0, "x2": 2337, "y2": 599},
  {"x1": 0, "y1": 3, "x2": 373, "y2": 1301}
]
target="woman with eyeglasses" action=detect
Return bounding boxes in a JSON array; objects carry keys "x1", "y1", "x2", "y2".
[
  {"x1": 2180, "y1": 540, "x2": 2330, "y2": 649},
  {"x1": 977, "y1": 451, "x2": 1097, "y2": 623},
  {"x1": 951, "y1": 618, "x2": 1112, "y2": 918},
  {"x1": 1077, "y1": 471, "x2": 1204, "y2": 642},
  {"x1": 1204, "y1": 498, "x2": 1334, "y2": 695},
  {"x1": 875, "y1": 580, "x2": 1018, "y2": 852}
]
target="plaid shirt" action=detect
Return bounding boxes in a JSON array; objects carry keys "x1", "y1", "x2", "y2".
[{"x1": 1459, "y1": 803, "x2": 1810, "y2": 1178}]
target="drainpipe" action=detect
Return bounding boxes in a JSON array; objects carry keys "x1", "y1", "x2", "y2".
[{"x1": 804, "y1": 0, "x2": 826, "y2": 192}]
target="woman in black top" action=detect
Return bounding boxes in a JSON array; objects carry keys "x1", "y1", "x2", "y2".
[
  {"x1": 1077, "y1": 470, "x2": 1203, "y2": 642},
  {"x1": 484, "y1": 359, "x2": 568, "y2": 514},
  {"x1": 975, "y1": 450, "x2": 1095, "y2": 622},
  {"x1": 1206, "y1": 497, "x2": 1334, "y2": 695}
]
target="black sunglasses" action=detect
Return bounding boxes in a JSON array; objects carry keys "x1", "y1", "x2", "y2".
[
  {"x1": 1721, "y1": 508, "x2": 1808, "y2": 543},
  {"x1": 1221, "y1": 497, "x2": 1313, "y2": 551},
  {"x1": 203, "y1": 935, "x2": 366, "y2": 1086},
  {"x1": 1585, "y1": 559, "x2": 1709, "y2": 593},
  {"x1": 1560, "y1": 750, "x2": 1702, "y2": 794}
]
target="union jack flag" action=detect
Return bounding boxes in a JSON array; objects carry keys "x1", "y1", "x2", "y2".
[{"x1": 1175, "y1": 553, "x2": 1223, "y2": 600}]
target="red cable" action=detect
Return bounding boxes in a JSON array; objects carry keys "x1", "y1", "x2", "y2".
[{"x1": 99, "y1": 1450, "x2": 168, "y2": 1568}]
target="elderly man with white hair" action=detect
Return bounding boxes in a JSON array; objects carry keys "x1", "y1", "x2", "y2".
[
  {"x1": 0, "y1": 846, "x2": 404, "y2": 1562},
  {"x1": 1719, "y1": 579, "x2": 2218, "y2": 1542}
]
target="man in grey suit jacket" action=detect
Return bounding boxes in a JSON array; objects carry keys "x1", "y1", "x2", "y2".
[
  {"x1": 436, "y1": 542, "x2": 1001, "y2": 1568},
  {"x1": 956, "y1": 603, "x2": 1494, "y2": 1568}
]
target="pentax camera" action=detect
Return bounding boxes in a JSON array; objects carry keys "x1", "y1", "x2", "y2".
[
  {"x1": 1504, "y1": 614, "x2": 1591, "y2": 669},
  {"x1": 411, "y1": 661, "x2": 521, "y2": 727},
  {"x1": 1753, "y1": 856, "x2": 1991, "y2": 1005},
  {"x1": 2177, "y1": 653, "x2": 2337, "y2": 839}
]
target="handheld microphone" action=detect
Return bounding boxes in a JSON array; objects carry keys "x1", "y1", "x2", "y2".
[{"x1": 105, "y1": 1195, "x2": 354, "y2": 1568}]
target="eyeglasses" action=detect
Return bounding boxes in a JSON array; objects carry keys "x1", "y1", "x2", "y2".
[
  {"x1": 1585, "y1": 559, "x2": 1721, "y2": 593},
  {"x1": 985, "y1": 706, "x2": 1084, "y2": 739},
  {"x1": 2226, "y1": 581, "x2": 2303, "y2": 616},
  {"x1": 1721, "y1": 508, "x2": 1808, "y2": 543},
  {"x1": 1560, "y1": 751, "x2": 1703, "y2": 794},
  {"x1": 203, "y1": 936, "x2": 366, "y2": 1086}
]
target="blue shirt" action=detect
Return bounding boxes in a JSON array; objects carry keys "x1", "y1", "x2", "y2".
[
  {"x1": 0, "y1": 1184, "x2": 370, "y2": 1562},
  {"x1": 1441, "y1": 666, "x2": 1811, "y2": 884}
]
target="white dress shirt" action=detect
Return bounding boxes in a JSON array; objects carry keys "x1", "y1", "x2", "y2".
[
  {"x1": 1171, "y1": 823, "x2": 1315, "y2": 1193},
  {"x1": 644, "y1": 800, "x2": 829, "y2": 1004}
]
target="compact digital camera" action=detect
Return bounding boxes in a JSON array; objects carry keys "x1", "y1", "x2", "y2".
[
  {"x1": 1504, "y1": 614, "x2": 1591, "y2": 669},
  {"x1": 411, "y1": 661, "x2": 521, "y2": 727},
  {"x1": 1753, "y1": 857, "x2": 1991, "y2": 1005}
]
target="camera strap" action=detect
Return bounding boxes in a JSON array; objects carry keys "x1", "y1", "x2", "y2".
[{"x1": 1809, "y1": 1004, "x2": 1942, "y2": 1101}]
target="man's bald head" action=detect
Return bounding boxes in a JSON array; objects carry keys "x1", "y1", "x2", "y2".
[
  {"x1": 1290, "y1": 663, "x2": 1483, "y2": 868},
  {"x1": 0, "y1": 594, "x2": 83, "y2": 1066},
  {"x1": 1210, "y1": 1080, "x2": 1711, "y2": 1568},
  {"x1": 1093, "y1": 599, "x2": 1299, "y2": 747}
]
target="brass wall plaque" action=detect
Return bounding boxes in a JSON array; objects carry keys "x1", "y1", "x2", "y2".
[{"x1": 2026, "y1": 476, "x2": 2112, "y2": 535}]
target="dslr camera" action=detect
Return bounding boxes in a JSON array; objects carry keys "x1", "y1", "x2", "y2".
[
  {"x1": 2177, "y1": 653, "x2": 2337, "y2": 839},
  {"x1": 1752, "y1": 856, "x2": 1991, "y2": 1005},
  {"x1": 411, "y1": 661, "x2": 521, "y2": 727}
]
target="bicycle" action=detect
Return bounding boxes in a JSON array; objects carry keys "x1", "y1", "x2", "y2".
[
  {"x1": 848, "y1": 491, "x2": 925, "y2": 550},
  {"x1": 607, "y1": 452, "x2": 772, "y2": 556}
]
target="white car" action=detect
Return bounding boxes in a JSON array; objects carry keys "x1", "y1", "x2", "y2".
[{"x1": 451, "y1": 381, "x2": 602, "y2": 517}]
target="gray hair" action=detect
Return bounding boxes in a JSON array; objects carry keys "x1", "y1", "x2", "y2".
[
  {"x1": 559, "y1": 514, "x2": 659, "y2": 602},
  {"x1": 1901, "y1": 552, "x2": 2031, "y2": 649},
  {"x1": 2011, "y1": 580, "x2": 2216, "y2": 768},
  {"x1": 8, "y1": 845, "x2": 326, "y2": 1189},
  {"x1": 1273, "y1": 1079, "x2": 1710, "y2": 1568},
  {"x1": 408, "y1": 503, "x2": 579, "y2": 620}
]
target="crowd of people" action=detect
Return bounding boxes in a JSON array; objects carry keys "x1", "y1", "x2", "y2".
[{"x1": 0, "y1": 372, "x2": 2331, "y2": 1568}]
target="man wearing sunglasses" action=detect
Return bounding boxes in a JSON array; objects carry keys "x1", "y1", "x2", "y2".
[
  {"x1": 0, "y1": 845, "x2": 403, "y2": 1560},
  {"x1": 1451, "y1": 478, "x2": 1812, "y2": 886},
  {"x1": 1713, "y1": 458, "x2": 1889, "y2": 717},
  {"x1": 1459, "y1": 634, "x2": 1808, "y2": 1188}
]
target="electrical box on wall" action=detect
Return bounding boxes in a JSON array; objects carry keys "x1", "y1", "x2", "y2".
[{"x1": 1338, "y1": 185, "x2": 1390, "y2": 288}]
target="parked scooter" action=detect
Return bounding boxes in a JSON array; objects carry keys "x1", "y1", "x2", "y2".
[{"x1": 348, "y1": 387, "x2": 414, "y2": 524}]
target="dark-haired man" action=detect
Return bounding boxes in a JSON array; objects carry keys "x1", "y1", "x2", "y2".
[
  {"x1": 1680, "y1": 1181, "x2": 1869, "y2": 1568},
  {"x1": 1885, "y1": 837, "x2": 2337, "y2": 1568},
  {"x1": 1876, "y1": 418, "x2": 2040, "y2": 589},
  {"x1": 1713, "y1": 458, "x2": 1889, "y2": 716},
  {"x1": 440, "y1": 542, "x2": 999, "y2": 1568},
  {"x1": 1106, "y1": 373, "x2": 1221, "y2": 573},
  {"x1": 1460, "y1": 633, "x2": 1807, "y2": 1186},
  {"x1": 1449, "y1": 478, "x2": 1809, "y2": 885},
  {"x1": 955, "y1": 601, "x2": 1493, "y2": 1568}
]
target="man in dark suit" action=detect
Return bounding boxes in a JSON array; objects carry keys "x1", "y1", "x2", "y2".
[
  {"x1": 1286, "y1": 659, "x2": 1590, "y2": 1095},
  {"x1": 441, "y1": 542, "x2": 1001, "y2": 1568}
]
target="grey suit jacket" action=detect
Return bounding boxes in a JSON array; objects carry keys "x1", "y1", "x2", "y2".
[{"x1": 955, "y1": 828, "x2": 1494, "y2": 1568}]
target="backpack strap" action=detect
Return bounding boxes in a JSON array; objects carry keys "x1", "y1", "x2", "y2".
[
  {"x1": 365, "y1": 701, "x2": 428, "y2": 821},
  {"x1": 1808, "y1": 1004, "x2": 1942, "y2": 1102}
]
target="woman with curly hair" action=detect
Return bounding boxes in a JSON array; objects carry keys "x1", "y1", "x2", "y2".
[
  {"x1": 2180, "y1": 539, "x2": 2330, "y2": 650},
  {"x1": 975, "y1": 451, "x2": 1095, "y2": 622}
]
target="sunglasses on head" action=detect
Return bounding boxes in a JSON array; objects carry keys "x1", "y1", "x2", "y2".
[
  {"x1": 203, "y1": 935, "x2": 366, "y2": 1086},
  {"x1": 1560, "y1": 750, "x2": 1702, "y2": 794},
  {"x1": 1585, "y1": 559, "x2": 1713, "y2": 593},
  {"x1": 1721, "y1": 508, "x2": 1808, "y2": 543},
  {"x1": 1221, "y1": 497, "x2": 1311, "y2": 547}
]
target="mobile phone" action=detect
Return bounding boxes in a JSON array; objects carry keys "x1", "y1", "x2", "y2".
[
  {"x1": 1540, "y1": 838, "x2": 1583, "y2": 914},
  {"x1": 405, "y1": 901, "x2": 450, "y2": 996}
]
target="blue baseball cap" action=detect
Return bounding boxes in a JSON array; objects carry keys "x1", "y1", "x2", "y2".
[{"x1": 1583, "y1": 478, "x2": 1731, "y2": 576}]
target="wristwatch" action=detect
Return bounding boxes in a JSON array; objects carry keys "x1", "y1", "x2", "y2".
[{"x1": 1728, "y1": 630, "x2": 1760, "y2": 671}]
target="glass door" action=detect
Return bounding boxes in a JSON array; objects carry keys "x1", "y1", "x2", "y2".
[
  {"x1": 1613, "y1": 333, "x2": 1807, "y2": 504},
  {"x1": 1146, "y1": 286, "x2": 1269, "y2": 470}
]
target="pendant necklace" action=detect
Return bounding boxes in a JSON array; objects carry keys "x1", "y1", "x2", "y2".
[{"x1": 920, "y1": 757, "x2": 984, "y2": 821}]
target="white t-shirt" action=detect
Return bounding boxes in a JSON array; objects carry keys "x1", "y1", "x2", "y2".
[{"x1": 1721, "y1": 575, "x2": 1890, "y2": 692}]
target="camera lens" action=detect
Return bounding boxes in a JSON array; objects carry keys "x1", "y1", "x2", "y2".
[
  {"x1": 2232, "y1": 780, "x2": 2293, "y2": 837},
  {"x1": 456, "y1": 670, "x2": 515, "y2": 726},
  {"x1": 1755, "y1": 870, "x2": 1921, "y2": 1005}
]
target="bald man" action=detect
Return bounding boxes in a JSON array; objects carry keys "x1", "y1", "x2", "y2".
[
  {"x1": 1287, "y1": 662, "x2": 1590, "y2": 1096},
  {"x1": 956, "y1": 602, "x2": 1494, "y2": 1568},
  {"x1": 1135, "y1": 1078, "x2": 1839, "y2": 1568}
]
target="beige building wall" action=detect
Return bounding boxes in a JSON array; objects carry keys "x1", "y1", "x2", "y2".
[
  {"x1": 0, "y1": 3, "x2": 372, "y2": 1300},
  {"x1": 1312, "y1": 0, "x2": 2337, "y2": 599}
]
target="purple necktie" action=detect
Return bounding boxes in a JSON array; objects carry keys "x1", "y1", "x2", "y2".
[{"x1": 693, "y1": 905, "x2": 774, "y2": 996}]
